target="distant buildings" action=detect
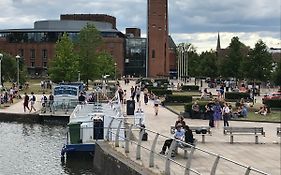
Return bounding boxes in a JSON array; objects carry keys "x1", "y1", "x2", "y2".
[{"x1": 0, "y1": 0, "x2": 177, "y2": 78}]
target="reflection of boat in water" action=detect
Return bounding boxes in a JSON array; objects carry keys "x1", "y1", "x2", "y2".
[{"x1": 60, "y1": 92, "x2": 125, "y2": 160}]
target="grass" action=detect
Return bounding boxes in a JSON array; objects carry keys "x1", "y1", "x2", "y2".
[{"x1": 166, "y1": 105, "x2": 281, "y2": 123}]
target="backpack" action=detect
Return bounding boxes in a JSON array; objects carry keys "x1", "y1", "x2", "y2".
[{"x1": 32, "y1": 95, "x2": 36, "y2": 101}]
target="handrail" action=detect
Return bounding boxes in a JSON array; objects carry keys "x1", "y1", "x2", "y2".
[{"x1": 106, "y1": 116, "x2": 270, "y2": 175}]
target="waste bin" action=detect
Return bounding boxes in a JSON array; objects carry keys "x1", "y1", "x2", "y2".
[
  {"x1": 68, "y1": 123, "x2": 81, "y2": 144},
  {"x1": 127, "y1": 100, "x2": 135, "y2": 115},
  {"x1": 94, "y1": 119, "x2": 104, "y2": 140}
]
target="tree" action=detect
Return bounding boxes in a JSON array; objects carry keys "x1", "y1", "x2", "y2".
[
  {"x1": 49, "y1": 33, "x2": 78, "y2": 82},
  {"x1": 242, "y1": 40, "x2": 273, "y2": 82},
  {"x1": 198, "y1": 51, "x2": 218, "y2": 78},
  {"x1": 1, "y1": 53, "x2": 17, "y2": 84},
  {"x1": 95, "y1": 51, "x2": 115, "y2": 79},
  {"x1": 219, "y1": 36, "x2": 246, "y2": 79},
  {"x1": 77, "y1": 24, "x2": 103, "y2": 86}
]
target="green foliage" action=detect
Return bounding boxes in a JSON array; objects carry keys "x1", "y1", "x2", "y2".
[
  {"x1": 165, "y1": 95, "x2": 192, "y2": 103},
  {"x1": 96, "y1": 51, "x2": 115, "y2": 79},
  {"x1": 1, "y1": 53, "x2": 17, "y2": 83},
  {"x1": 151, "y1": 89, "x2": 172, "y2": 96},
  {"x1": 198, "y1": 51, "x2": 218, "y2": 78},
  {"x1": 181, "y1": 85, "x2": 199, "y2": 91},
  {"x1": 184, "y1": 101, "x2": 209, "y2": 113},
  {"x1": 147, "y1": 86, "x2": 166, "y2": 92},
  {"x1": 49, "y1": 33, "x2": 78, "y2": 83},
  {"x1": 187, "y1": 50, "x2": 200, "y2": 77},
  {"x1": 77, "y1": 24, "x2": 103, "y2": 85},
  {"x1": 264, "y1": 99, "x2": 281, "y2": 109},
  {"x1": 225, "y1": 92, "x2": 251, "y2": 100},
  {"x1": 241, "y1": 40, "x2": 273, "y2": 81}
]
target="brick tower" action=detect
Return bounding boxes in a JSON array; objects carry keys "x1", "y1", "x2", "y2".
[{"x1": 147, "y1": 0, "x2": 169, "y2": 77}]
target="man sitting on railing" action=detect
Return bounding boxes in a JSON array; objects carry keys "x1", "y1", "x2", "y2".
[{"x1": 160, "y1": 123, "x2": 185, "y2": 157}]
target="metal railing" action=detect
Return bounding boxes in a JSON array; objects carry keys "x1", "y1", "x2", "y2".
[{"x1": 105, "y1": 117, "x2": 270, "y2": 175}]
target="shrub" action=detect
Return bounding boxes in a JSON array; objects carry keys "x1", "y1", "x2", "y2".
[
  {"x1": 225, "y1": 92, "x2": 251, "y2": 100},
  {"x1": 181, "y1": 85, "x2": 199, "y2": 91},
  {"x1": 151, "y1": 89, "x2": 172, "y2": 96},
  {"x1": 147, "y1": 86, "x2": 166, "y2": 92},
  {"x1": 264, "y1": 99, "x2": 281, "y2": 109},
  {"x1": 165, "y1": 95, "x2": 192, "y2": 103}
]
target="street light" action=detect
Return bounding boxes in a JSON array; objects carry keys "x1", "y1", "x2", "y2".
[
  {"x1": 114, "y1": 62, "x2": 117, "y2": 80},
  {"x1": 0, "y1": 53, "x2": 3, "y2": 88},
  {"x1": 15, "y1": 55, "x2": 20, "y2": 86},
  {"x1": 78, "y1": 71, "x2": 81, "y2": 82}
]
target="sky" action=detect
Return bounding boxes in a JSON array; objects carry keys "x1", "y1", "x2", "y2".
[{"x1": 0, "y1": 0, "x2": 280, "y2": 52}]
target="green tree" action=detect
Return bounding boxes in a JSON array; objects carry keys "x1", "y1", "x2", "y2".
[
  {"x1": 96, "y1": 51, "x2": 115, "y2": 79},
  {"x1": 219, "y1": 37, "x2": 246, "y2": 79},
  {"x1": 49, "y1": 33, "x2": 78, "y2": 82},
  {"x1": 242, "y1": 40, "x2": 273, "y2": 82},
  {"x1": 198, "y1": 51, "x2": 218, "y2": 78},
  {"x1": 1, "y1": 53, "x2": 17, "y2": 83},
  {"x1": 77, "y1": 24, "x2": 103, "y2": 85}
]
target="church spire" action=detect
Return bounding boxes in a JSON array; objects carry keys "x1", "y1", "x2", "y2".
[{"x1": 216, "y1": 32, "x2": 221, "y2": 51}]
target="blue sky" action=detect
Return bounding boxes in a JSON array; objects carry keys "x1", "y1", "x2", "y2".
[{"x1": 0, "y1": 0, "x2": 280, "y2": 52}]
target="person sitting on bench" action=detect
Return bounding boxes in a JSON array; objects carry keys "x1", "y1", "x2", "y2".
[
  {"x1": 160, "y1": 124, "x2": 185, "y2": 156},
  {"x1": 175, "y1": 115, "x2": 186, "y2": 128},
  {"x1": 183, "y1": 125, "x2": 195, "y2": 146}
]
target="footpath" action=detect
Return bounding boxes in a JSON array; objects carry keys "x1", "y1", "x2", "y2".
[
  {"x1": 0, "y1": 81, "x2": 280, "y2": 174},
  {"x1": 119, "y1": 80, "x2": 280, "y2": 175}
]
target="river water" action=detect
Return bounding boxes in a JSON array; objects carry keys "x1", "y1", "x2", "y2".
[{"x1": 0, "y1": 122, "x2": 94, "y2": 175}]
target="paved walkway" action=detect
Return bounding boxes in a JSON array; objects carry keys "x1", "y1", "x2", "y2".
[
  {"x1": 1, "y1": 80, "x2": 280, "y2": 175},
  {"x1": 118, "y1": 80, "x2": 280, "y2": 175}
]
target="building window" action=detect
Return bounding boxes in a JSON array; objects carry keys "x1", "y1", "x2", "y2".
[
  {"x1": 43, "y1": 62, "x2": 47, "y2": 68},
  {"x1": 152, "y1": 24, "x2": 156, "y2": 28},
  {"x1": 152, "y1": 49, "x2": 155, "y2": 58},
  {"x1": 42, "y1": 49, "x2": 47, "y2": 59},
  {"x1": 31, "y1": 62, "x2": 35, "y2": 67},
  {"x1": 30, "y1": 49, "x2": 35, "y2": 59}
]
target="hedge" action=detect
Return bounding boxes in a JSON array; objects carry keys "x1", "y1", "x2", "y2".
[
  {"x1": 151, "y1": 89, "x2": 172, "y2": 96},
  {"x1": 263, "y1": 99, "x2": 281, "y2": 109},
  {"x1": 225, "y1": 92, "x2": 251, "y2": 100},
  {"x1": 164, "y1": 95, "x2": 192, "y2": 103},
  {"x1": 184, "y1": 101, "x2": 209, "y2": 113},
  {"x1": 181, "y1": 85, "x2": 199, "y2": 91},
  {"x1": 146, "y1": 86, "x2": 166, "y2": 92}
]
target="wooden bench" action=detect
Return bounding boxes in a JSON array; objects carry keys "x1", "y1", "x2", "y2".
[
  {"x1": 170, "y1": 125, "x2": 211, "y2": 143},
  {"x1": 277, "y1": 127, "x2": 281, "y2": 137},
  {"x1": 223, "y1": 127, "x2": 265, "y2": 144}
]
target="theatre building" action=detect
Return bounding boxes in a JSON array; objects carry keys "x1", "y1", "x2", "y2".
[{"x1": 0, "y1": 13, "x2": 176, "y2": 78}]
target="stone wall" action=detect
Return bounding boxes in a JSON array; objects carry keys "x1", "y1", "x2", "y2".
[{"x1": 93, "y1": 141, "x2": 155, "y2": 175}]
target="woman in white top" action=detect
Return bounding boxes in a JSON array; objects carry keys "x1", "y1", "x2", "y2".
[{"x1": 222, "y1": 102, "x2": 230, "y2": 127}]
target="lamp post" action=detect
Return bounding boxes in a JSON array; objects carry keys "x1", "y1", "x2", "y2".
[
  {"x1": 15, "y1": 55, "x2": 20, "y2": 86},
  {"x1": 114, "y1": 62, "x2": 117, "y2": 80},
  {"x1": 78, "y1": 71, "x2": 81, "y2": 82},
  {"x1": 0, "y1": 53, "x2": 3, "y2": 88}
]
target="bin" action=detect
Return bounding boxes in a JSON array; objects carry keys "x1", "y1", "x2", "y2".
[
  {"x1": 94, "y1": 119, "x2": 104, "y2": 140},
  {"x1": 126, "y1": 100, "x2": 135, "y2": 115},
  {"x1": 68, "y1": 123, "x2": 81, "y2": 144}
]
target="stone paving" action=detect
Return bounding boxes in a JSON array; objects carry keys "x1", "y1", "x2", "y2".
[{"x1": 0, "y1": 80, "x2": 280, "y2": 175}]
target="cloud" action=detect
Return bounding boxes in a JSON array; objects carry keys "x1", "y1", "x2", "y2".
[{"x1": 0, "y1": 0, "x2": 280, "y2": 52}]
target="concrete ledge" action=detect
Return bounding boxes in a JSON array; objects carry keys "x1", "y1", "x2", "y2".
[
  {"x1": 0, "y1": 112, "x2": 69, "y2": 125},
  {"x1": 94, "y1": 141, "x2": 156, "y2": 175}
]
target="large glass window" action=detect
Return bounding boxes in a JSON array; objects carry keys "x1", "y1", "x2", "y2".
[
  {"x1": 42, "y1": 49, "x2": 47, "y2": 59},
  {"x1": 30, "y1": 49, "x2": 35, "y2": 59}
]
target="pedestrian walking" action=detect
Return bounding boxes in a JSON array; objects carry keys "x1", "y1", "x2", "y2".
[
  {"x1": 41, "y1": 92, "x2": 48, "y2": 113},
  {"x1": 23, "y1": 92, "x2": 30, "y2": 112},
  {"x1": 49, "y1": 92, "x2": 54, "y2": 113},
  {"x1": 154, "y1": 96, "x2": 160, "y2": 116},
  {"x1": 29, "y1": 92, "x2": 36, "y2": 113}
]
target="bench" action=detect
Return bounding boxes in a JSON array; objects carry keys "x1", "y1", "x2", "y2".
[
  {"x1": 277, "y1": 127, "x2": 281, "y2": 137},
  {"x1": 170, "y1": 125, "x2": 211, "y2": 143},
  {"x1": 174, "y1": 140, "x2": 197, "y2": 158},
  {"x1": 223, "y1": 127, "x2": 265, "y2": 144}
]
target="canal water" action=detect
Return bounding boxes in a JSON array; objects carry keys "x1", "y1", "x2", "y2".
[{"x1": 0, "y1": 122, "x2": 94, "y2": 175}]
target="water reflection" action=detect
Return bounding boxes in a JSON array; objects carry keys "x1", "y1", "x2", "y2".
[{"x1": 0, "y1": 122, "x2": 94, "y2": 175}]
